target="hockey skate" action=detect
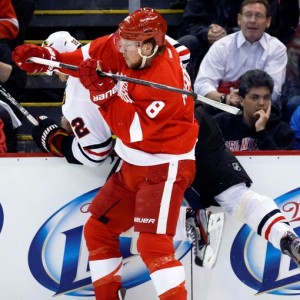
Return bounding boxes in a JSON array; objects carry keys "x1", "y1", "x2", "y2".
[
  {"x1": 280, "y1": 231, "x2": 300, "y2": 268},
  {"x1": 186, "y1": 209, "x2": 225, "y2": 269},
  {"x1": 118, "y1": 288, "x2": 126, "y2": 300}
]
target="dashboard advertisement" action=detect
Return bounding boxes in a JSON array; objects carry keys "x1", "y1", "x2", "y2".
[{"x1": 0, "y1": 153, "x2": 299, "y2": 299}]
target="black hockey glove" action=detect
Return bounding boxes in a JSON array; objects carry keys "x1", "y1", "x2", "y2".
[{"x1": 32, "y1": 115, "x2": 71, "y2": 157}]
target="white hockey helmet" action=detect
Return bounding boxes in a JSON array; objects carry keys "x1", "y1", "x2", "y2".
[
  {"x1": 43, "y1": 31, "x2": 81, "y2": 53},
  {"x1": 42, "y1": 31, "x2": 81, "y2": 75}
]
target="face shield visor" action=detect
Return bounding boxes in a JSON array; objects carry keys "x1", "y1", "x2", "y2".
[{"x1": 114, "y1": 30, "x2": 141, "y2": 53}]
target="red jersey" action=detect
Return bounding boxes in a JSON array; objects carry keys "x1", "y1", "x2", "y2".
[
  {"x1": 60, "y1": 35, "x2": 198, "y2": 165},
  {"x1": 0, "y1": 0, "x2": 18, "y2": 39}
]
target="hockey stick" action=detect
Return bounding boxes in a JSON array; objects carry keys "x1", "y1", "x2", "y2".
[
  {"x1": 0, "y1": 84, "x2": 38, "y2": 126},
  {"x1": 28, "y1": 57, "x2": 241, "y2": 115}
]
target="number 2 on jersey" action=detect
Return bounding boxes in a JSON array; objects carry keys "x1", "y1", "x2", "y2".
[{"x1": 71, "y1": 117, "x2": 90, "y2": 138}]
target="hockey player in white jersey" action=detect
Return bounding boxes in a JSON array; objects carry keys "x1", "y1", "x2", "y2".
[{"x1": 32, "y1": 31, "x2": 113, "y2": 167}]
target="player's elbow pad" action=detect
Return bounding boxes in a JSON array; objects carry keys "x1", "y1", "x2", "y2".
[
  {"x1": 61, "y1": 135, "x2": 83, "y2": 165},
  {"x1": 62, "y1": 136, "x2": 112, "y2": 167}
]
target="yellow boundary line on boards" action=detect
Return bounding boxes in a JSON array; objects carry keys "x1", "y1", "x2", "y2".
[{"x1": 20, "y1": 102, "x2": 63, "y2": 107}]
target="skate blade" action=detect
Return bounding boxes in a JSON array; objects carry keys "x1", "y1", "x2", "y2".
[
  {"x1": 202, "y1": 212, "x2": 225, "y2": 269},
  {"x1": 118, "y1": 287, "x2": 127, "y2": 299}
]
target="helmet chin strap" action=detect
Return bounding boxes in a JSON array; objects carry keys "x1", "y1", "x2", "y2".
[{"x1": 137, "y1": 45, "x2": 159, "y2": 68}]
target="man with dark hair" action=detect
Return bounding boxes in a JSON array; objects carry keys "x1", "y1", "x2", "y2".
[
  {"x1": 215, "y1": 69, "x2": 294, "y2": 150},
  {"x1": 238, "y1": 67, "x2": 274, "y2": 97}
]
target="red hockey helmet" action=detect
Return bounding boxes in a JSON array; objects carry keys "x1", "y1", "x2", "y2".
[{"x1": 118, "y1": 7, "x2": 167, "y2": 46}]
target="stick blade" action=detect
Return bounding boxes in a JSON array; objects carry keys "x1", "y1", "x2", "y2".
[{"x1": 196, "y1": 95, "x2": 241, "y2": 115}]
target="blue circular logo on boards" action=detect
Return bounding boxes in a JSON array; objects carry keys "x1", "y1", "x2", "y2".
[
  {"x1": 231, "y1": 188, "x2": 300, "y2": 296},
  {"x1": 28, "y1": 188, "x2": 191, "y2": 296}
]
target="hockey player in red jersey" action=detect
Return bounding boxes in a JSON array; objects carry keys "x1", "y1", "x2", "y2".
[{"x1": 12, "y1": 8, "x2": 198, "y2": 300}]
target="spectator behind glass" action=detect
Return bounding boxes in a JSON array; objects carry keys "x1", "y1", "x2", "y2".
[
  {"x1": 194, "y1": 0, "x2": 287, "y2": 115},
  {"x1": 214, "y1": 69, "x2": 294, "y2": 151},
  {"x1": 267, "y1": 0, "x2": 299, "y2": 45},
  {"x1": 178, "y1": 0, "x2": 299, "y2": 84},
  {"x1": 290, "y1": 105, "x2": 300, "y2": 150},
  {"x1": 0, "y1": 0, "x2": 34, "y2": 152},
  {"x1": 178, "y1": 0, "x2": 240, "y2": 84}
]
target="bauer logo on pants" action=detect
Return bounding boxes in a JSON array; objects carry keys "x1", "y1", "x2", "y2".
[
  {"x1": 231, "y1": 187, "x2": 300, "y2": 296},
  {"x1": 27, "y1": 188, "x2": 191, "y2": 296}
]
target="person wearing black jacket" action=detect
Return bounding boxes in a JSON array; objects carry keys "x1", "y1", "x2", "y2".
[
  {"x1": 178, "y1": 0, "x2": 240, "y2": 84},
  {"x1": 214, "y1": 69, "x2": 295, "y2": 150},
  {"x1": 267, "y1": 0, "x2": 299, "y2": 45},
  {"x1": 177, "y1": 0, "x2": 299, "y2": 84}
]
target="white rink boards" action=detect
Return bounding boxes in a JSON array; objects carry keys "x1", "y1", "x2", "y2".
[{"x1": 0, "y1": 153, "x2": 299, "y2": 299}]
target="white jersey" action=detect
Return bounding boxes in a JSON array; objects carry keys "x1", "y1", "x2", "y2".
[{"x1": 62, "y1": 76, "x2": 113, "y2": 167}]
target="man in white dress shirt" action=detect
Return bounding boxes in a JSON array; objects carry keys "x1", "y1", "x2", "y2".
[{"x1": 194, "y1": 0, "x2": 287, "y2": 113}]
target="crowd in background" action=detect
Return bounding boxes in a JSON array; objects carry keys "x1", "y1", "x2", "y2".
[
  {"x1": 176, "y1": 0, "x2": 300, "y2": 151},
  {"x1": 1, "y1": 0, "x2": 300, "y2": 152}
]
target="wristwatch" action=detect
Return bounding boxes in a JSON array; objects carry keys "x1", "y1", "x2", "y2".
[{"x1": 218, "y1": 94, "x2": 227, "y2": 103}]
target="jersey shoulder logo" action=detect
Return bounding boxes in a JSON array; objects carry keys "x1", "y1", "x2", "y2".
[{"x1": 118, "y1": 76, "x2": 134, "y2": 103}]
